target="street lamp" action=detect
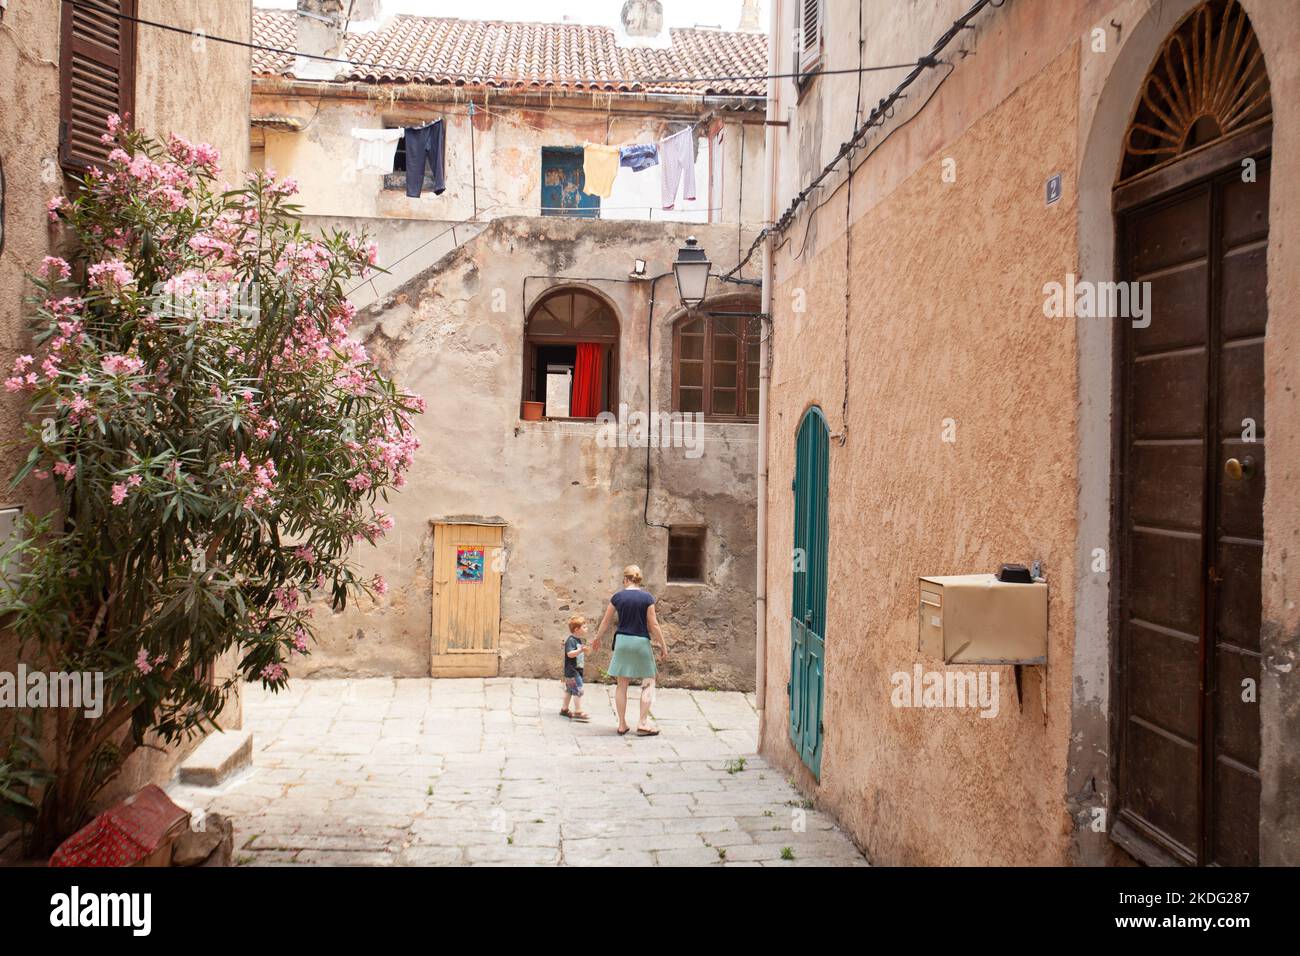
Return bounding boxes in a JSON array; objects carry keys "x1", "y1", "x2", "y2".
[{"x1": 673, "y1": 236, "x2": 711, "y2": 307}]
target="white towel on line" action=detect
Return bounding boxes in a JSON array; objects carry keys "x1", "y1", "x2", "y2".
[{"x1": 352, "y1": 128, "x2": 404, "y2": 174}]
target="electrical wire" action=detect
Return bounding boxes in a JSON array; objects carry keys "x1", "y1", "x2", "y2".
[
  {"x1": 722, "y1": 0, "x2": 999, "y2": 280},
  {"x1": 70, "y1": 0, "x2": 938, "y2": 95}
]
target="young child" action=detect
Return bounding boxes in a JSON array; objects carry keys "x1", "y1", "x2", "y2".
[{"x1": 561, "y1": 615, "x2": 591, "y2": 722}]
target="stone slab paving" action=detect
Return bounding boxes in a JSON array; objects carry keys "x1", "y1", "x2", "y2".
[{"x1": 167, "y1": 677, "x2": 868, "y2": 867}]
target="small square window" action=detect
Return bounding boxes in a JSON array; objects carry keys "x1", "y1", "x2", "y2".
[{"x1": 667, "y1": 526, "x2": 706, "y2": 583}]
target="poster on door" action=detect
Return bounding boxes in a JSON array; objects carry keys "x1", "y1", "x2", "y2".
[{"x1": 456, "y1": 546, "x2": 485, "y2": 582}]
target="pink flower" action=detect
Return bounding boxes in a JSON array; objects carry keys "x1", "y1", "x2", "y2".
[
  {"x1": 39, "y1": 257, "x2": 71, "y2": 281},
  {"x1": 261, "y1": 663, "x2": 287, "y2": 681},
  {"x1": 87, "y1": 259, "x2": 134, "y2": 290},
  {"x1": 101, "y1": 353, "x2": 144, "y2": 376},
  {"x1": 53, "y1": 461, "x2": 76, "y2": 482},
  {"x1": 372, "y1": 575, "x2": 389, "y2": 596},
  {"x1": 269, "y1": 177, "x2": 299, "y2": 196},
  {"x1": 294, "y1": 545, "x2": 316, "y2": 564},
  {"x1": 135, "y1": 648, "x2": 153, "y2": 675},
  {"x1": 47, "y1": 196, "x2": 67, "y2": 221},
  {"x1": 111, "y1": 483, "x2": 128, "y2": 506},
  {"x1": 274, "y1": 586, "x2": 299, "y2": 613}
]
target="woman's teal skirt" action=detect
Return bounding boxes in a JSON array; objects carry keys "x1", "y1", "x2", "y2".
[{"x1": 607, "y1": 633, "x2": 656, "y2": 679}]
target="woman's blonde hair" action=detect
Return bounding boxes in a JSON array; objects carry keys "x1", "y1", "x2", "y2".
[{"x1": 622, "y1": 564, "x2": 643, "y2": 584}]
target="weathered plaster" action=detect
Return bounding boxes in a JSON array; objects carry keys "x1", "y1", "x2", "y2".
[
  {"x1": 762, "y1": 0, "x2": 1300, "y2": 866},
  {"x1": 764, "y1": 47, "x2": 1082, "y2": 865},
  {"x1": 295, "y1": 217, "x2": 762, "y2": 691}
]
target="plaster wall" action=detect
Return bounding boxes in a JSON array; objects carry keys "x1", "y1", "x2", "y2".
[
  {"x1": 253, "y1": 89, "x2": 765, "y2": 226},
  {"x1": 764, "y1": 46, "x2": 1081, "y2": 865},
  {"x1": 295, "y1": 217, "x2": 762, "y2": 691},
  {"x1": 760, "y1": 0, "x2": 1300, "y2": 865}
]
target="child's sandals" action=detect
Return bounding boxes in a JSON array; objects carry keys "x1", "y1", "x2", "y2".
[{"x1": 570, "y1": 710, "x2": 591, "y2": 722}]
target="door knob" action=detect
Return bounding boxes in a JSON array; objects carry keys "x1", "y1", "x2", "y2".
[{"x1": 1224, "y1": 456, "x2": 1256, "y2": 481}]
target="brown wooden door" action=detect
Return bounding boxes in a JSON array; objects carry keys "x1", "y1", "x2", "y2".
[{"x1": 1116, "y1": 158, "x2": 1268, "y2": 866}]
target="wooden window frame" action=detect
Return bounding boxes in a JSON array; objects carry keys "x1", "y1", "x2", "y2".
[
  {"x1": 522, "y1": 288, "x2": 620, "y2": 421},
  {"x1": 671, "y1": 311, "x2": 760, "y2": 423},
  {"x1": 59, "y1": 0, "x2": 138, "y2": 173}
]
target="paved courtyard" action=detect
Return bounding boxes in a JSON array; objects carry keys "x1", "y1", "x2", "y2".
[{"x1": 167, "y1": 677, "x2": 868, "y2": 866}]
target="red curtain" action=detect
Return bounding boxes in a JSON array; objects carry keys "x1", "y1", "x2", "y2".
[{"x1": 571, "y1": 343, "x2": 603, "y2": 418}]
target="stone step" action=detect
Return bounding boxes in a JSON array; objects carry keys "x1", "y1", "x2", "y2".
[{"x1": 179, "y1": 730, "x2": 253, "y2": 787}]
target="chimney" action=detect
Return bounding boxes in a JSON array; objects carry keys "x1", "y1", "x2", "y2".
[
  {"x1": 295, "y1": 0, "x2": 347, "y2": 81},
  {"x1": 620, "y1": 0, "x2": 664, "y2": 39},
  {"x1": 738, "y1": 0, "x2": 761, "y2": 32}
]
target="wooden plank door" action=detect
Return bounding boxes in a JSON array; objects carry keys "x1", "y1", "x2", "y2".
[
  {"x1": 431, "y1": 523, "x2": 504, "y2": 677},
  {"x1": 1116, "y1": 158, "x2": 1268, "y2": 866}
]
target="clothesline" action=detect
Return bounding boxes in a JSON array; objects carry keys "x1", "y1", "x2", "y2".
[{"x1": 352, "y1": 112, "x2": 713, "y2": 207}]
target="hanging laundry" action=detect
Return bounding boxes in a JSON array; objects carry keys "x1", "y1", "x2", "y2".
[
  {"x1": 660, "y1": 128, "x2": 696, "y2": 210},
  {"x1": 582, "y1": 144, "x2": 620, "y2": 199},
  {"x1": 351, "y1": 128, "x2": 403, "y2": 174},
  {"x1": 619, "y1": 143, "x2": 659, "y2": 172},
  {"x1": 404, "y1": 120, "x2": 446, "y2": 198}
]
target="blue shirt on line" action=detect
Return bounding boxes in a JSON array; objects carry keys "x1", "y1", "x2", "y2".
[{"x1": 610, "y1": 588, "x2": 655, "y2": 637}]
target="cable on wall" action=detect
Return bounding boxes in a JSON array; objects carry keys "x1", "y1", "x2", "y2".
[{"x1": 722, "y1": 0, "x2": 1002, "y2": 281}]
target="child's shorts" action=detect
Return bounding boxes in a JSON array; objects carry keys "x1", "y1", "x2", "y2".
[{"x1": 564, "y1": 671, "x2": 584, "y2": 696}]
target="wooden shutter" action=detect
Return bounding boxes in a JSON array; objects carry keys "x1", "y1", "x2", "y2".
[
  {"x1": 797, "y1": 0, "x2": 822, "y2": 77},
  {"x1": 59, "y1": 0, "x2": 137, "y2": 171}
]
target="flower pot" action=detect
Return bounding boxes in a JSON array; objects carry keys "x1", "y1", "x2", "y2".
[{"x1": 521, "y1": 401, "x2": 544, "y2": 421}]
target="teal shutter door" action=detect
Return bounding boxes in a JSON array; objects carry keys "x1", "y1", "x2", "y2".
[{"x1": 790, "y1": 407, "x2": 828, "y2": 777}]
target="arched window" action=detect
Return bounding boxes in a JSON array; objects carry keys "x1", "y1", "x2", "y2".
[
  {"x1": 1119, "y1": 0, "x2": 1271, "y2": 184},
  {"x1": 522, "y1": 288, "x2": 619, "y2": 419},
  {"x1": 672, "y1": 309, "x2": 761, "y2": 422}
]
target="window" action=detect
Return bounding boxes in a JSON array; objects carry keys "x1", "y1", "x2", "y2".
[
  {"x1": 795, "y1": 0, "x2": 823, "y2": 82},
  {"x1": 673, "y1": 312, "x2": 760, "y2": 421},
  {"x1": 523, "y1": 289, "x2": 619, "y2": 418},
  {"x1": 60, "y1": 0, "x2": 137, "y2": 171},
  {"x1": 541, "y1": 147, "x2": 600, "y2": 218},
  {"x1": 667, "y1": 527, "x2": 706, "y2": 583}
]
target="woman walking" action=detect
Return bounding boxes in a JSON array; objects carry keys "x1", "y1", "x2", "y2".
[{"x1": 591, "y1": 565, "x2": 669, "y2": 736}]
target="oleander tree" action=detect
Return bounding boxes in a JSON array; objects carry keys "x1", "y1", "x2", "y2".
[{"x1": 0, "y1": 116, "x2": 421, "y2": 852}]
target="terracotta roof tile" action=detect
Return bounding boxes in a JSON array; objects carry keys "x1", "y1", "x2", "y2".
[{"x1": 251, "y1": 11, "x2": 767, "y2": 97}]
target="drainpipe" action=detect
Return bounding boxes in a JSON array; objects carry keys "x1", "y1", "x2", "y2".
[{"x1": 754, "y1": 0, "x2": 780, "y2": 739}]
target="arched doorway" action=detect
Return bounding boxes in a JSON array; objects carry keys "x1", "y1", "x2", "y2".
[
  {"x1": 790, "y1": 406, "x2": 828, "y2": 778},
  {"x1": 1111, "y1": 0, "x2": 1271, "y2": 867}
]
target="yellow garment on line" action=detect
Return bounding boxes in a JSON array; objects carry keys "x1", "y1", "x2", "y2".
[{"x1": 582, "y1": 144, "x2": 621, "y2": 199}]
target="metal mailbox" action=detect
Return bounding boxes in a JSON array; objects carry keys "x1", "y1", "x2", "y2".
[{"x1": 918, "y1": 573, "x2": 1047, "y2": 665}]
